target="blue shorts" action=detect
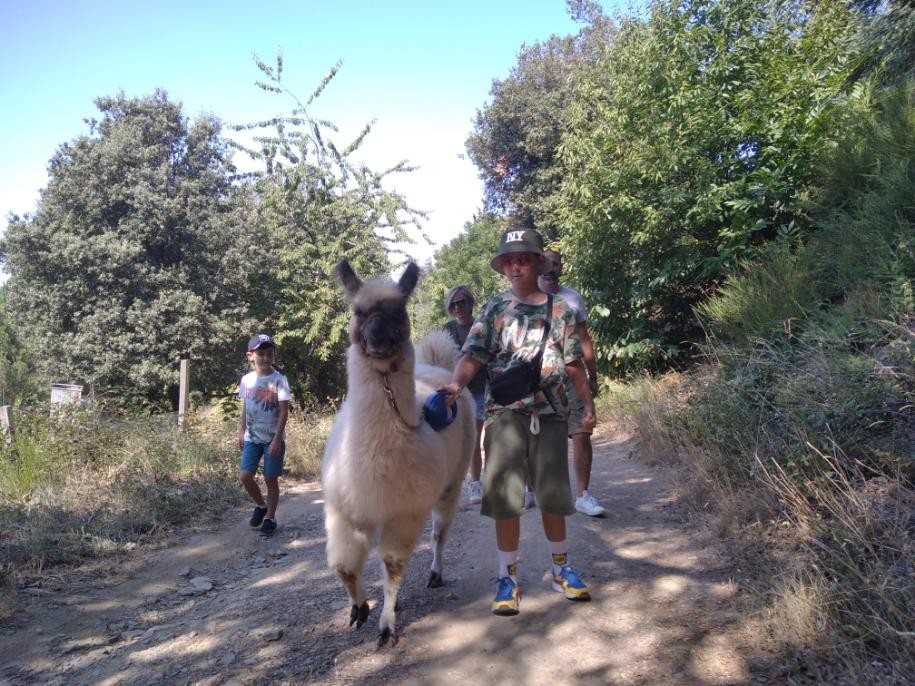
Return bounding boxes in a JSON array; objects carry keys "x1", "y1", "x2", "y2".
[
  {"x1": 240, "y1": 441, "x2": 285, "y2": 478},
  {"x1": 472, "y1": 391, "x2": 485, "y2": 422}
]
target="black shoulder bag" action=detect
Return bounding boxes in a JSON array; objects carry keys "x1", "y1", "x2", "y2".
[{"x1": 488, "y1": 294, "x2": 553, "y2": 406}]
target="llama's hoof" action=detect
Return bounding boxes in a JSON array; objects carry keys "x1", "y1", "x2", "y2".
[
  {"x1": 427, "y1": 571, "x2": 444, "y2": 588},
  {"x1": 377, "y1": 627, "x2": 399, "y2": 648},
  {"x1": 349, "y1": 601, "x2": 370, "y2": 628}
]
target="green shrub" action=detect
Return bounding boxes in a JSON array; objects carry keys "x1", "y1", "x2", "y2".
[
  {"x1": 696, "y1": 240, "x2": 823, "y2": 346},
  {"x1": 808, "y1": 82, "x2": 915, "y2": 312}
]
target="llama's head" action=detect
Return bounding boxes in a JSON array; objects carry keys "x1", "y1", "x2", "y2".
[{"x1": 337, "y1": 260, "x2": 420, "y2": 365}]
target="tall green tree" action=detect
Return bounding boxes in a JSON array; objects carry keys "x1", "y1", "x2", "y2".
[
  {"x1": 0, "y1": 285, "x2": 39, "y2": 405},
  {"x1": 1, "y1": 91, "x2": 252, "y2": 402},
  {"x1": 230, "y1": 54, "x2": 426, "y2": 403},
  {"x1": 848, "y1": 0, "x2": 915, "y2": 87},
  {"x1": 557, "y1": 0, "x2": 863, "y2": 372},
  {"x1": 465, "y1": 3, "x2": 614, "y2": 231}
]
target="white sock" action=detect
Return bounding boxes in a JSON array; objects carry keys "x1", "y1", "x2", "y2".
[
  {"x1": 498, "y1": 549, "x2": 519, "y2": 579},
  {"x1": 548, "y1": 540, "x2": 568, "y2": 575}
]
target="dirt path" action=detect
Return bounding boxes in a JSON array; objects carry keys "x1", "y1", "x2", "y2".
[{"x1": 0, "y1": 429, "x2": 754, "y2": 685}]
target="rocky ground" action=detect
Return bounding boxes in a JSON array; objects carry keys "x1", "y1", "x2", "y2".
[{"x1": 0, "y1": 428, "x2": 783, "y2": 685}]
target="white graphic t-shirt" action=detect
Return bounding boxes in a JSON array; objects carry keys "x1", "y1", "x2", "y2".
[{"x1": 239, "y1": 370, "x2": 292, "y2": 443}]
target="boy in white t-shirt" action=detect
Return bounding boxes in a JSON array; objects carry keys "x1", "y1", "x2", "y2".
[{"x1": 238, "y1": 333, "x2": 291, "y2": 535}]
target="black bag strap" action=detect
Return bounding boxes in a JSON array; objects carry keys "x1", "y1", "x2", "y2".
[{"x1": 531, "y1": 293, "x2": 553, "y2": 363}]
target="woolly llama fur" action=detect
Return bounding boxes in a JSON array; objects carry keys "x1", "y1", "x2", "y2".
[{"x1": 321, "y1": 261, "x2": 475, "y2": 647}]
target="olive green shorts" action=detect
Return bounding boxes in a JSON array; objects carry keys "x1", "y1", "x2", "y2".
[
  {"x1": 481, "y1": 411, "x2": 574, "y2": 519},
  {"x1": 566, "y1": 384, "x2": 592, "y2": 436}
]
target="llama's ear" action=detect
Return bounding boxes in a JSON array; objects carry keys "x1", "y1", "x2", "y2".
[
  {"x1": 336, "y1": 261, "x2": 362, "y2": 300},
  {"x1": 398, "y1": 262, "x2": 420, "y2": 298}
]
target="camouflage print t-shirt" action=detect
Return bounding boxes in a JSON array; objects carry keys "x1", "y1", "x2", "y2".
[{"x1": 462, "y1": 290, "x2": 583, "y2": 420}]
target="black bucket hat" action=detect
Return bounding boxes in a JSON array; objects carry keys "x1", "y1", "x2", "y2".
[{"x1": 489, "y1": 228, "x2": 545, "y2": 273}]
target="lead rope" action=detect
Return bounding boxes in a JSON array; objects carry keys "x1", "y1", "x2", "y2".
[{"x1": 381, "y1": 371, "x2": 422, "y2": 431}]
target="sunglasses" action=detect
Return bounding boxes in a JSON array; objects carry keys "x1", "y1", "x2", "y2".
[
  {"x1": 449, "y1": 299, "x2": 470, "y2": 309},
  {"x1": 499, "y1": 253, "x2": 535, "y2": 268}
]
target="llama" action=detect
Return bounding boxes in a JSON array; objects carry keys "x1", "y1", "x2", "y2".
[{"x1": 322, "y1": 260, "x2": 476, "y2": 647}]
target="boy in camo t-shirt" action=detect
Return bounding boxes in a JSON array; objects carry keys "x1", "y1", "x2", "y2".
[{"x1": 441, "y1": 227, "x2": 596, "y2": 617}]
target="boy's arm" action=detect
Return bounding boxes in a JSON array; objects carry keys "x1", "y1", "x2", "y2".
[
  {"x1": 269, "y1": 400, "x2": 289, "y2": 456},
  {"x1": 238, "y1": 399, "x2": 247, "y2": 449},
  {"x1": 566, "y1": 360, "x2": 596, "y2": 432},
  {"x1": 441, "y1": 354, "x2": 483, "y2": 405}
]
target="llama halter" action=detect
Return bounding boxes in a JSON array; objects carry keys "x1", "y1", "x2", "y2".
[
  {"x1": 380, "y1": 371, "x2": 423, "y2": 431},
  {"x1": 379, "y1": 373, "x2": 457, "y2": 432}
]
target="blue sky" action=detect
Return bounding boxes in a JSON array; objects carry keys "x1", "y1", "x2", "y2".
[{"x1": 0, "y1": 0, "x2": 629, "y2": 277}]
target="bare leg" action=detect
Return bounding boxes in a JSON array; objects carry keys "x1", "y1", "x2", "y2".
[
  {"x1": 496, "y1": 517, "x2": 521, "y2": 551},
  {"x1": 264, "y1": 476, "x2": 280, "y2": 518},
  {"x1": 571, "y1": 433, "x2": 593, "y2": 496},
  {"x1": 239, "y1": 471, "x2": 265, "y2": 506},
  {"x1": 541, "y1": 511, "x2": 566, "y2": 543}
]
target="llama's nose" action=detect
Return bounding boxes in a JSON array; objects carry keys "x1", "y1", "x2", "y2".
[{"x1": 364, "y1": 314, "x2": 400, "y2": 355}]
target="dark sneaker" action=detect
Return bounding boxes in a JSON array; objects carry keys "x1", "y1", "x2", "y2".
[
  {"x1": 260, "y1": 517, "x2": 277, "y2": 535},
  {"x1": 249, "y1": 505, "x2": 268, "y2": 528}
]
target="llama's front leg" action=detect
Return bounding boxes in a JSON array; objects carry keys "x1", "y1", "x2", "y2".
[
  {"x1": 325, "y1": 507, "x2": 372, "y2": 628},
  {"x1": 377, "y1": 514, "x2": 426, "y2": 647}
]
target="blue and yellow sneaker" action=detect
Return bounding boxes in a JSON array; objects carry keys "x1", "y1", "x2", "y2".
[
  {"x1": 492, "y1": 575, "x2": 521, "y2": 616},
  {"x1": 552, "y1": 565, "x2": 591, "y2": 601}
]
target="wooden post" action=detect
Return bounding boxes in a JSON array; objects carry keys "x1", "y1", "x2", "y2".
[
  {"x1": 0, "y1": 405, "x2": 13, "y2": 447},
  {"x1": 178, "y1": 357, "x2": 190, "y2": 429}
]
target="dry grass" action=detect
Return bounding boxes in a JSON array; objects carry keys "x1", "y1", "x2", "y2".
[
  {"x1": 610, "y1": 357, "x2": 914, "y2": 683},
  {"x1": 0, "y1": 400, "x2": 335, "y2": 595},
  {"x1": 284, "y1": 407, "x2": 335, "y2": 479}
]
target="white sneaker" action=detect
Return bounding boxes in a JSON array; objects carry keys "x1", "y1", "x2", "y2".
[
  {"x1": 467, "y1": 480, "x2": 482, "y2": 505},
  {"x1": 575, "y1": 492, "x2": 605, "y2": 517},
  {"x1": 523, "y1": 489, "x2": 536, "y2": 510}
]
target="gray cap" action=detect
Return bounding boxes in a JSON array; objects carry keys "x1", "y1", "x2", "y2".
[
  {"x1": 247, "y1": 333, "x2": 275, "y2": 351},
  {"x1": 490, "y1": 228, "x2": 545, "y2": 272}
]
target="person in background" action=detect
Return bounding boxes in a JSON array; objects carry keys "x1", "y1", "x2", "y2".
[
  {"x1": 441, "y1": 227, "x2": 596, "y2": 616},
  {"x1": 238, "y1": 333, "x2": 291, "y2": 535},
  {"x1": 443, "y1": 285, "x2": 487, "y2": 505},
  {"x1": 538, "y1": 248, "x2": 605, "y2": 517}
]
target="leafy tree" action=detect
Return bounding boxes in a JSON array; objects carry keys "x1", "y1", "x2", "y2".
[
  {"x1": 0, "y1": 285, "x2": 40, "y2": 405},
  {"x1": 848, "y1": 0, "x2": 915, "y2": 86},
  {"x1": 1, "y1": 91, "x2": 253, "y2": 402},
  {"x1": 806, "y1": 81, "x2": 915, "y2": 313},
  {"x1": 230, "y1": 54, "x2": 426, "y2": 403},
  {"x1": 465, "y1": 5, "x2": 614, "y2": 231},
  {"x1": 556, "y1": 0, "x2": 863, "y2": 373},
  {"x1": 413, "y1": 214, "x2": 504, "y2": 334}
]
